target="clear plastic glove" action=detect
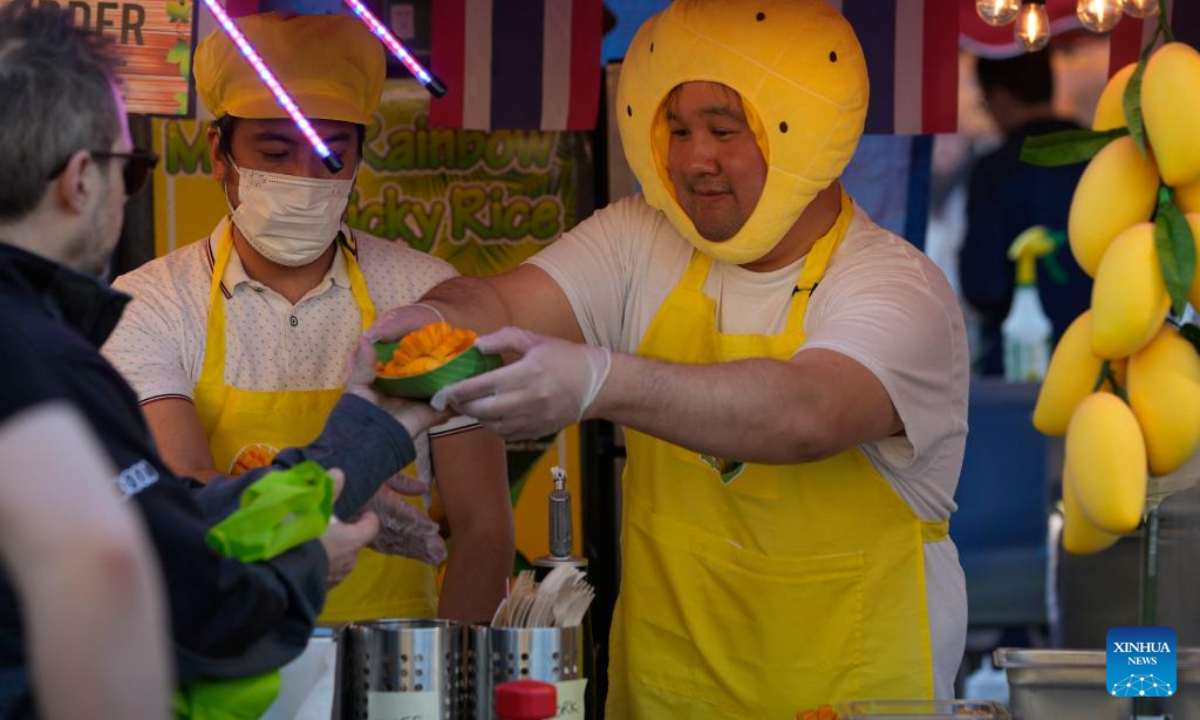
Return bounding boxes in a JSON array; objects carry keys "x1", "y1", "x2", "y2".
[
  {"x1": 430, "y1": 327, "x2": 612, "y2": 440},
  {"x1": 363, "y1": 474, "x2": 447, "y2": 565},
  {"x1": 363, "y1": 302, "x2": 445, "y2": 343},
  {"x1": 343, "y1": 337, "x2": 451, "y2": 437},
  {"x1": 319, "y1": 469, "x2": 381, "y2": 587}
]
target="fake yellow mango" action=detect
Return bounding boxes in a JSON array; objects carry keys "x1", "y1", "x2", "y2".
[
  {"x1": 1176, "y1": 180, "x2": 1200, "y2": 214},
  {"x1": 1092, "y1": 62, "x2": 1136, "y2": 130},
  {"x1": 1091, "y1": 223, "x2": 1169, "y2": 359},
  {"x1": 1034, "y1": 311, "x2": 1124, "y2": 436},
  {"x1": 1066, "y1": 393, "x2": 1147, "y2": 534},
  {"x1": 1142, "y1": 42, "x2": 1200, "y2": 187},
  {"x1": 1127, "y1": 325, "x2": 1200, "y2": 476},
  {"x1": 1062, "y1": 465, "x2": 1122, "y2": 555},
  {"x1": 1068, "y1": 137, "x2": 1159, "y2": 277}
]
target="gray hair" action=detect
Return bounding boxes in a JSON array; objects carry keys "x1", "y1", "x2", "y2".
[{"x1": 0, "y1": 0, "x2": 122, "y2": 221}]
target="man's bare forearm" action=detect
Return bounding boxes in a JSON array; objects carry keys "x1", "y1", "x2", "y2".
[
  {"x1": 438, "y1": 526, "x2": 513, "y2": 623},
  {"x1": 422, "y1": 276, "x2": 515, "y2": 336},
  {"x1": 588, "y1": 349, "x2": 899, "y2": 464}
]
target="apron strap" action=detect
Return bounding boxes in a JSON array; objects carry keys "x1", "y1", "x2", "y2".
[
  {"x1": 199, "y1": 224, "x2": 235, "y2": 386},
  {"x1": 921, "y1": 519, "x2": 950, "y2": 543},
  {"x1": 679, "y1": 248, "x2": 714, "y2": 292},
  {"x1": 782, "y1": 187, "x2": 854, "y2": 337},
  {"x1": 199, "y1": 224, "x2": 378, "y2": 385},
  {"x1": 340, "y1": 231, "x2": 377, "y2": 331}
]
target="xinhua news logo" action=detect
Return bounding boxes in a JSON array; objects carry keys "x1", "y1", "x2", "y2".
[{"x1": 1107, "y1": 626, "x2": 1177, "y2": 697}]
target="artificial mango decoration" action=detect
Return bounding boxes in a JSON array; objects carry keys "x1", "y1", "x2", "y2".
[{"x1": 376, "y1": 323, "x2": 477, "y2": 378}]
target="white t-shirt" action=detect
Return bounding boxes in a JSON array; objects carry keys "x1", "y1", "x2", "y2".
[
  {"x1": 103, "y1": 218, "x2": 476, "y2": 482},
  {"x1": 527, "y1": 194, "x2": 969, "y2": 699}
]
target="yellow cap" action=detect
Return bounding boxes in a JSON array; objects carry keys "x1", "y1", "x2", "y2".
[
  {"x1": 195, "y1": 12, "x2": 385, "y2": 126},
  {"x1": 617, "y1": 0, "x2": 868, "y2": 265}
]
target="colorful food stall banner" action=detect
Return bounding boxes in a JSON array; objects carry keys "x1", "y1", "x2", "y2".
[
  {"x1": 835, "y1": 0, "x2": 960, "y2": 135},
  {"x1": 429, "y1": 0, "x2": 603, "y2": 131},
  {"x1": 14, "y1": 0, "x2": 196, "y2": 115}
]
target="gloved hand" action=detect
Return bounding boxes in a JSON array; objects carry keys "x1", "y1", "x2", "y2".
[
  {"x1": 343, "y1": 338, "x2": 451, "y2": 437},
  {"x1": 363, "y1": 302, "x2": 445, "y2": 343},
  {"x1": 319, "y1": 469, "x2": 381, "y2": 587},
  {"x1": 430, "y1": 327, "x2": 612, "y2": 440},
  {"x1": 363, "y1": 473, "x2": 447, "y2": 565}
]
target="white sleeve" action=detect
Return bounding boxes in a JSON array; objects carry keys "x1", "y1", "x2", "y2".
[
  {"x1": 103, "y1": 275, "x2": 196, "y2": 404},
  {"x1": 524, "y1": 198, "x2": 642, "y2": 350},
  {"x1": 799, "y1": 247, "x2": 968, "y2": 471}
]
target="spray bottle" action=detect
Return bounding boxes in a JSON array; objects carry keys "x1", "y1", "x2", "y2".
[{"x1": 1002, "y1": 226, "x2": 1056, "y2": 382}]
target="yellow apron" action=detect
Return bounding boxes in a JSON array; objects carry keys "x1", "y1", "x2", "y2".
[
  {"x1": 194, "y1": 225, "x2": 437, "y2": 624},
  {"x1": 606, "y1": 191, "x2": 947, "y2": 719}
]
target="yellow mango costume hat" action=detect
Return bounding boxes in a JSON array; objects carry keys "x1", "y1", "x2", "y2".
[
  {"x1": 616, "y1": 0, "x2": 869, "y2": 265},
  {"x1": 195, "y1": 12, "x2": 385, "y2": 125}
]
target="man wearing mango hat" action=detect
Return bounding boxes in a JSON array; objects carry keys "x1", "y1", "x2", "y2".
[
  {"x1": 104, "y1": 12, "x2": 513, "y2": 625},
  {"x1": 368, "y1": 0, "x2": 969, "y2": 715}
]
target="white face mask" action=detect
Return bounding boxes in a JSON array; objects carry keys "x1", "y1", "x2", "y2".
[{"x1": 226, "y1": 162, "x2": 354, "y2": 267}]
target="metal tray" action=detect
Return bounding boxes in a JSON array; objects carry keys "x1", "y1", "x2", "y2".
[{"x1": 993, "y1": 648, "x2": 1131, "y2": 720}]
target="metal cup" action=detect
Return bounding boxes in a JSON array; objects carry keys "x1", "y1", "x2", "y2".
[
  {"x1": 335, "y1": 618, "x2": 465, "y2": 720},
  {"x1": 467, "y1": 625, "x2": 588, "y2": 720}
]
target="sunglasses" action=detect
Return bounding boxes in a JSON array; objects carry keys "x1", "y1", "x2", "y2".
[{"x1": 48, "y1": 149, "x2": 160, "y2": 197}]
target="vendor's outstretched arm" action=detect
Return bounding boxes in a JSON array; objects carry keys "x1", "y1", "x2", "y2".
[
  {"x1": 437, "y1": 329, "x2": 902, "y2": 465},
  {"x1": 593, "y1": 348, "x2": 902, "y2": 464}
]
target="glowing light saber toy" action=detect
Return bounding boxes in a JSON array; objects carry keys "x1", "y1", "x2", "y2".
[
  {"x1": 200, "y1": 0, "x2": 345, "y2": 173},
  {"x1": 341, "y1": 0, "x2": 447, "y2": 98}
]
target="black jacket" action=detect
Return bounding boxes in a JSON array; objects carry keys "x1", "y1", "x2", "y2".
[{"x1": 0, "y1": 243, "x2": 416, "y2": 720}]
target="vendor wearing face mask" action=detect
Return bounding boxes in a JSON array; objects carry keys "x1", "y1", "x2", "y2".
[{"x1": 103, "y1": 12, "x2": 513, "y2": 626}]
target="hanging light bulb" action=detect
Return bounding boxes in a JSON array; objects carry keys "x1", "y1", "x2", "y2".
[
  {"x1": 1077, "y1": 0, "x2": 1124, "y2": 32},
  {"x1": 978, "y1": 0, "x2": 1021, "y2": 26},
  {"x1": 1016, "y1": 1, "x2": 1051, "y2": 52},
  {"x1": 1121, "y1": 0, "x2": 1160, "y2": 19}
]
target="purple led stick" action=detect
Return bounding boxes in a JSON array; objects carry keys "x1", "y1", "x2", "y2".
[
  {"x1": 341, "y1": 0, "x2": 447, "y2": 98},
  {"x1": 199, "y1": 0, "x2": 344, "y2": 172}
]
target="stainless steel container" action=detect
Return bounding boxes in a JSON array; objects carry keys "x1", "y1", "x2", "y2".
[
  {"x1": 1164, "y1": 648, "x2": 1200, "y2": 720},
  {"x1": 467, "y1": 625, "x2": 587, "y2": 720},
  {"x1": 837, "y1": 700, "x2": 1010, "y2": 719},
  {"x1": 994, "y1": 648, "x2": 1132, "y2": 720},
  {"x1": 335, "y1": 619, "x2": 465, "y2": 720}
]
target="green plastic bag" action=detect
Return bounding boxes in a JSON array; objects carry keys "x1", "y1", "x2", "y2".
[
  {"x1": 174, "y1": 673, "x2": 283, "y2": 720},
  {"x1": 176, "y1": 461, "x2": 334, "y2": 720},
  {"x1": 205, "y1": 461, "x2": 334, "y2": 563}
]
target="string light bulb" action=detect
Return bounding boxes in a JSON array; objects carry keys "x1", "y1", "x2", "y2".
[
  {"x1": 977, "y1": 0, "x2": 1021, "y2": 26},
  {"x1": 1077, "y1": 0, "x2": 1124, "y2": 32},
  {"x1": 1121, "y1": 0, "x2": 1160, "y2": 18},
  {"x1": 1016, "y1": 1, "x2": 1051, "y2": 52}
]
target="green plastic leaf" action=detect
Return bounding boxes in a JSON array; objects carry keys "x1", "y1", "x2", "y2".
[
  {"x1": 1019, "y1": 128, "x2": 1128, "y2": 167},
  {"x1": 1125, "y1": 56, "x2": 1149, "y2": 156},
  {"x1": 1154, "y1": 196, "x2": 1197, "y2": 318}
]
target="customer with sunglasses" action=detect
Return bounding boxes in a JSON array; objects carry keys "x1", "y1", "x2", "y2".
[{"x1": 0, "y1": 3, "x2": 452, "y2": 717}]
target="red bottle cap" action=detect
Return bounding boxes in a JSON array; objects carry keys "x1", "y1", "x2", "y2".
[{"x1": 495, "y1": 680, "x2": 558, "y2": 720}]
